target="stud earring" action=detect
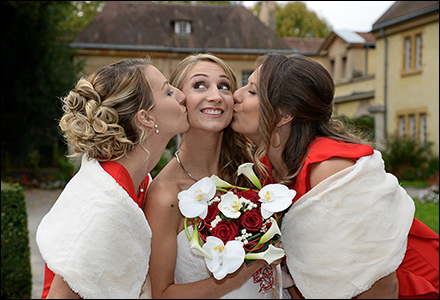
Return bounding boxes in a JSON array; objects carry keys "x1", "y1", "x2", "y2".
[{"x1": 154, "y1": 124, "x2": 159, "y2": 134}]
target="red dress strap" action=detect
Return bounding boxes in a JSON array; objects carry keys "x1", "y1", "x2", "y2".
[{"x1": 292, "y1": 137, "x2": 374, "y2": 202}]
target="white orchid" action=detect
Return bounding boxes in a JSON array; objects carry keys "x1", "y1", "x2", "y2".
[
  {"x1": 202, "y1": 236, "x2": 245, "y2": 280},
  {"x1": 218, "y1": 191, "x2": 242, "y2": 219},
  {"x1": 178, "y1": 177, "x2": 216, "y2": 219},
  {"x1": 257, "y1": 218, "x2": 281, "y2": 245},
  {"x1": 259, "y1": 184, "x2": 296, "y2": 219},
  {"x1": 237, "y1": 163, "x2": 262, "y2": 190},
  {"x1": 244, "y1": 244, "x2": 285, "y2": 264}
]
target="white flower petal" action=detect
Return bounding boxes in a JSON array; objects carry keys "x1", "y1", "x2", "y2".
[
  {"x1": 202, "y1": 237, "x2": 245, "y2": 280},
  {"x1": 218, "y1": 192, "x2": 242, "y2": 219}
]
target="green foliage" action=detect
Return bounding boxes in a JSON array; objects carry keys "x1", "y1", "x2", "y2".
[
  {"x1": 334, "y1": 115, "x2": 375, "y2": 143},
  {"x1": 1, "y1": 182, "x2": 32, "y2": 299},
  {"x1": 274, "y1": 1, "x2": 332, "y2": 38},
  {"x1": 381, "y1": 134, "x2": 438, "y2": 181},
  {"x1": 414, "y1": 199, "x2": 439, "y2": 234}
]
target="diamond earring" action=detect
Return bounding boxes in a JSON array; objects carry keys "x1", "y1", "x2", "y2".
[{"x1": 154, "y1": 124, "x2": 159, "y2": 134}]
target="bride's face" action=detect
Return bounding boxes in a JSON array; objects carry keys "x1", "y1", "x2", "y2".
[
  {"x1": 180, "y1": 61, "x2": 234, "y2": 133},
  {"x1": 231, "y1": 67, "x2": 261, "y2": 144}
]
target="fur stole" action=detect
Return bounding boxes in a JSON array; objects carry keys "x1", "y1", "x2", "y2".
[
  {"x1": 36, "y1": 155, "x2": 152, "y2": 298},
  {"x1": 281, "y1": 150, "x2": 415, "y2": 299}
]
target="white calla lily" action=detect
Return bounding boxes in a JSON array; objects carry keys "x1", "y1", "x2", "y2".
[
  {"x1": 210, "y1": 175, "x2": 234, "y2": 189},
  {"x1": 189, "y1": 226, "x2": 212, "y2": 259},
  {"x1": 257, "y1": 218, "x2": 281, "y2": 245},
  {"x1": 178, "y1": 177, "x2": 216, "y2": 218},
  {"x1": 245, "y1": 244, "x2": 285, "y2": 264},
  {"x1": 259, "y1": 184, "x2": 296, "y2": 219},
  {"x1": 237, "y1": 163, "x2": 262, "y2": 190},
  {"x1": 202, "y1": 236, "x2": 245, "y2": 280},
  {"x1": 218, "y1": 191, "x2": 242, "y2": 219}
]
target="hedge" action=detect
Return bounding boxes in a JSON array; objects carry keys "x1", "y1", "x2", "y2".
[{"x1": 1, "y1": 182, "x2": 32, "y2": 299}]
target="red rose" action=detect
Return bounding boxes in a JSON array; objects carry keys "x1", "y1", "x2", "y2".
[
  {"x1": 205, "y1": 201, "x2": 220, "y2": 223},
  {"x1": 238, "y1": 209, "x2": 263, "y2": 232},
  {"x1": 236, "y1": 189, "x2": 261, "y2": 207},
  {"x1": 212, "y1": 220, "x2": 239, "y2": 244}
]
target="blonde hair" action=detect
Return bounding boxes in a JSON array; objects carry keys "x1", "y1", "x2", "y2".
[
  {"x1": 59, "y1": 58, "x2": 154, "y2": 161},
  {"x1": 170, "y1": 53, "x2": 253, "y2": 186}
]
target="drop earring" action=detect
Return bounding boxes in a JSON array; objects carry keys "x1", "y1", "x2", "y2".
[{"x1": 154, "y1": 124, "x2": 159, "y2": 134}]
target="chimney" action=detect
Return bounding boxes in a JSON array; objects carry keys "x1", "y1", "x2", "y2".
[{"x1": 259, "y1": 1, "x2": 276, "y2": 32}]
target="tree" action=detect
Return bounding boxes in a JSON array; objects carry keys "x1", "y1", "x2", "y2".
[
  {"x1": 252, "y1": 1, "x2": 332, "y2": 38},
  {"x1": 1, "y1": 1, "x2": 84, "y2": 170}
]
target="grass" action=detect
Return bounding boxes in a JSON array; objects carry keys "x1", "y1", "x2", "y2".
[{"x1": 414, "y1": 199, "x2": 439, "y2": 234}]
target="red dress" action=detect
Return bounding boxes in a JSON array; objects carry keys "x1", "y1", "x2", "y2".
[
  {"x1": 40, "y1": 161, "x2": 150, "y2": 299},
  {"x1": 263, "y1": 137, "x2": 439, "y2": 299}
]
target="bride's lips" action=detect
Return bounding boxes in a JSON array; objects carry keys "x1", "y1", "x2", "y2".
[{"x1": 201, "y1": 107, "x2": 224, "y2": 117}]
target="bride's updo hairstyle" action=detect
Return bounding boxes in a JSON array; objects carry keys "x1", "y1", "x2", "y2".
[{"x1": 59, "y1": 58, "x2": 154, "y2": 161}]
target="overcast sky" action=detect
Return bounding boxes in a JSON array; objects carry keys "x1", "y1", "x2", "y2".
[{"x1": 242, "y1": 1, "x2": 396, "y2": 32}]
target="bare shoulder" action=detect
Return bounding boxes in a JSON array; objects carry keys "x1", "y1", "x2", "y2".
[
  {"x1": 309, "y1": 157, "x2": 355, "y2": 188},
  {"x1": 143, "y1": 160, "x2": 193, "y2": 232}
]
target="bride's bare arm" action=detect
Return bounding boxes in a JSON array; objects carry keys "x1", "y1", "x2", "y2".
[{"x1": 144, "y1": 182, "x2": 266, "y2": 299}]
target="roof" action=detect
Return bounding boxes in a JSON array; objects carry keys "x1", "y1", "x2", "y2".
[
  {"x1": 283, "y1": 37, "x2": 324, "y2": 55},
  {"x1": 72, "y1": 1, "x2": 291, "y2": 53},
  {"x1": 372, "y1": 1, "x2": 439, "y2": 31},
  {"x1": 318, "y1": 30, "x2": 376, "y2": 52}
]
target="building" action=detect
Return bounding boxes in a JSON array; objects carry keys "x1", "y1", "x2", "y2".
[
  {"x1": 71, "y1": 1, "x2": 439, "y2": 155},
  {"x1": 371, "y1": 1, "x2": 439, "y2": 153},
  {"x1": 71, "y1": 1, "x2": 292, "y2": 87}
]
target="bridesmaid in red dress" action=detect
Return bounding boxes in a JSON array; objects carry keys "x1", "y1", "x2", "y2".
[
  {"x1": 37, "y1": 58, "x2": 190, "y2": 298},
  {"x1": 231, "y1": 53, "x2": 439, "y2": 299}
]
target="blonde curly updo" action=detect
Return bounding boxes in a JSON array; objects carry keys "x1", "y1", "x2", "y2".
[{"x1": 59, "y1": 58, "x2": 154, "y2": 161}]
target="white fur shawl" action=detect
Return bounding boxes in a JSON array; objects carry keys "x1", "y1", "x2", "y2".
[
  {"x1": 281, "y1": 150, "x2": 415, "y2": 299},
  {"x1": 36, "y1": 156, "x2": 152, "y2": 299}
]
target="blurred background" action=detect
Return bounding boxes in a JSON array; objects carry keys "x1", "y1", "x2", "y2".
[{"x1": 1, "y1": 1, "x2": 438, "y2": 299}]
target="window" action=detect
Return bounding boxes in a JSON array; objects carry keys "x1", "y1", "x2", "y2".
[
  {"x1": 342, "y1": 56, "x2": 347, "y2": 79},
  {"x1": 409, "y1": 115, "x2": 416, "y2": 138},
  {"x1": 403, "y1": 32, "x2": 423, "y2": 73},
  {"x1": 405, "y1": 37, "x2": 412, "y2": 71},
  {"x1": 420, "y1": 113, "x2": 427, "y2": 146},
  {"x1": 416, "y1": 34, "x2": 422, "y2": 70},
  {"x1": 330, "y1": 59, "x2": 335, "y2": 79},
  {"x1": 397, "y1": 112, "x2": 428, "y2": 145},
  {"x1": 241, "y1": 70, "x2": 253, "y2": 87},
  {"x1": 174, "y1": 21, "x2": 191, "y2": 36},
  {"x1": 399, "y1": 116, "x2": 406, "y2": 136}
]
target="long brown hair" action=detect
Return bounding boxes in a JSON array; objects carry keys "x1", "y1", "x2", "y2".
[{"x1": 254, "y1": 53, "x2": 369, "y2": 186}]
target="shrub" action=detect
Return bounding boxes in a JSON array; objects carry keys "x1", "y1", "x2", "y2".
[
  {"x1": 381, "y1": 134, "x2": 437, "y2": 181},
  {"x1": 1, "y1": 182, "x2": 32, "y2": 299}
]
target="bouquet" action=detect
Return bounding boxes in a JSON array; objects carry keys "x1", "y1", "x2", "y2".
[{"x1": 177, "y1": 162, "x2": 296, "y2": 291}]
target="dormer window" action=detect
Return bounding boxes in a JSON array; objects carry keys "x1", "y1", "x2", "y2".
[{"x1": 174, "y1": 21, "x2": 191, "y2": 36}]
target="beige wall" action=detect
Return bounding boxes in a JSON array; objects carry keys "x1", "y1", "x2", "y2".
[
  {"x1": 73, "y1": 50, "x2": 264, "y2": 88},
  {"x1": 375, "y1": 19, "x2": 439, "y2": 155}
]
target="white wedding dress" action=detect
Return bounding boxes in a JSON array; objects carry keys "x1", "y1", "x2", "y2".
[{"x1": 175, "y1": 227, "x2": 276, "y2": 299}]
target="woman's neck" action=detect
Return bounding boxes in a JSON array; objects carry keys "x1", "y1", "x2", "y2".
[
  {"x1": 177, "y1": 130, "x2": 224, "y2": 181},
  {"x1": 267, "y1": 146, "x2": 288, "y2": 183}
]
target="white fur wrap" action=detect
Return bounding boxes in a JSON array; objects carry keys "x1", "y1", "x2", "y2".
[
  {"x1": 281, "y1": 150, "x2": 415, "y2": 299},
  {"x1": 36, "y1": 156, "x2": 152, "y2": 299}
]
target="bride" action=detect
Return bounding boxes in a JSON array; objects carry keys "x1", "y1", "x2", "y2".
[{"x1": 143, "y1": 54, "x2": 278, "y2": 298}]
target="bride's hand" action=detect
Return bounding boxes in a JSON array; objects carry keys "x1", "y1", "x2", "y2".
[{"x1": 218, "y1": 260, "x2": 267, "y2": 290}]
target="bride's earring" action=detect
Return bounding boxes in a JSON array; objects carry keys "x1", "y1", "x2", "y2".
[{"x1": 154, "y1": 124, "x2": 159, "y2": 134}]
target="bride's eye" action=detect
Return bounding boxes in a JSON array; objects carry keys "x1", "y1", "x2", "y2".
[
  {"x1": 218, "y1": 83, "x2": 231, "y2": 91},
  {"x1": 194, "y1": 82, "x2": 207, "y2": 89}
]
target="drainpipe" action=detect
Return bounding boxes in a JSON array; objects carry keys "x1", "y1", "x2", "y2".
[{"x1": 380, "y1": 28, "x2": 388, "y2": 140}]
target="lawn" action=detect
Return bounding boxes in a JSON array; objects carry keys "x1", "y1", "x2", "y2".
[{"x1": 414, "y1": 199, "x2": 439, "y2": 234}]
